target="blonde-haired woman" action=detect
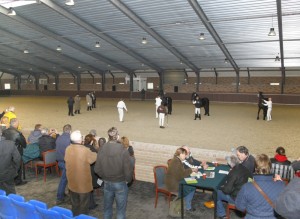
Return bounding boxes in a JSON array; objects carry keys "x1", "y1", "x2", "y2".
[
  {"x1": 235, "y1": 154, "x2": 286, "y2": 219},
  {"x1": 165, "y1": 148, "x2": 198, "y2": 211}
]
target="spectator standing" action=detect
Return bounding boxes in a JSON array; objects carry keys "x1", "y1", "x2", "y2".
[
  {"x1": 65, "y1": 130, "x2": 97, "y2": 216},
  {"x1": 86, "y1": 92, "x2": 92, "y2": 111},
  {"x1": 94, "y1": 127, "x2": 133, "y2": 219},
  {"x1": 2, "y1": 118, "x2": 27, "y2": 186},
  {"x1": 0, "y1": 133, "x2": 21, "y2": 194},
  {"x1": 235, "y1": 154, "x2": 286, "y2": 219},
  {"x1": 74, "y1": 94, "x2": 81, "y2": 114},
  {"x1": 117, "y1": 99, "x2": 128, "y2": 122},
  {"x1": 236, "y1": 146, "x2": 255, "y2": 175},
  {"x1": 157, "y1": 103, "x2": 167, "y2": 128},
  {"x1": 67, "y1": 96, "x2": 75, "y2": 116},
  {"x1": 4, "y1": 106, "x2": 21, "y2": 130},
  {"x1": 91, "y1": 91, "x2": 96, "y2": 108},
  {"x1": 56, "y1": 124, "x2": 72, "y2": 205}
]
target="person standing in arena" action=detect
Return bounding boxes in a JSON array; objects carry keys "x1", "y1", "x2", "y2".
[
  {"x1": 155, "y1": 95, "x2": 162, "y2": 119},
  {"x1": 117, "y1": 99, "x2": 128, "y2": 122},
  {"x1": 157, "y1": 103, "x2": 167, "y2": 128},
  {"x1": 192, "y1": 96, "x2": 201, "y2": 120}
]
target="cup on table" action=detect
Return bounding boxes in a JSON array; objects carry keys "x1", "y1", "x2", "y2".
[
  {"x1": 202, "y1": 173, "x2": 206, "y2": 180},
  {"x1": 214, "y1": 161, "x2": 218, "y2": 167}
]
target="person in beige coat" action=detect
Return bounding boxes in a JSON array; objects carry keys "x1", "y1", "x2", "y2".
[
  {"x1": 65, "y1": 130, "x2": 97, "y2": 216},
  {"x1": 74, "y1": 95, "x2": 81, "y2": 114}
]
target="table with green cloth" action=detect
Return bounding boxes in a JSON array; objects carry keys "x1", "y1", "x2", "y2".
[{"x1": 179, "y1": 164, "x2": 230, "y2": 219}]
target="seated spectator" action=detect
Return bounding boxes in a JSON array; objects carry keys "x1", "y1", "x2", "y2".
[
  {"x1": 235, "y1": 154, "x2": 286, "y2": 219},
  {"x1": 216, "y1": 155, "x2": 252, "y2": 219},
  {"x1": 83, "y1": 134, "x2": 99, "y2": 210},
  {"x1": 236, "y1": 146, "x2": 255, "y2": 175},
  {"x1": 292, "y1": 158, "x2": 300, "y2": 171},
  {"x1": 270, "y1": 146, "x2": 291, "y2": 165},
  {"x1": 27, "y1": 124, "x2": 42, "y2": 144},
  {"x1": 48, "y1": 128, "x2": 59, "y2": 139},
  {"x1": 165, "y1": 147, "x2": 198, "y2": 212},
  {"x1": 38, "y1": 128, "x2": 56, "y2": 157},
  {"x1": 274, "y1": 177, "x2": 300, "y2": 219},
  {"x1": 181, "y1": 145, "x2": 208, "y2": 170}
]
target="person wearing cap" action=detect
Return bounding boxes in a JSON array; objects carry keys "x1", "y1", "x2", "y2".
[
  {"x1": 117, "y1": 99, "x2": 128, "y2": 122},
  {"x1": 94, "y1": 127, "x2": 133, "y2": 219},
  {"x1": 275, "y1": 177, "x2": 300, "y2": 219},
  {"x1": 65, "y1": 130, "x2": 97, "y2": 216},
  {"x1": 4, "y1": 106, "x2": 21, "y2": 130},
  {"x1": 74, "y1": 94, "x2": 81, "y2": 114},
  {"x1": 216, "y1": 155, "x2": 252, "y2": 219},
  {"x1": 270, "y1": 146, "x2": 291, "y2": 165}
]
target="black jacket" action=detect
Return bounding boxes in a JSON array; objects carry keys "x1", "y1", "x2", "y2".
[
  {"x1": 221, "y1": 164, "x2": 252, "y2": 199},
  {"x1": 2, "y1": 127, "x2": 27, "y2": 155}
]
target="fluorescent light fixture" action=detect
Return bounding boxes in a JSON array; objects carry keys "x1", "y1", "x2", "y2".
[
  {"x1": 69, "y1": 82, "x2": 74, "y2": 84},
  {"x1": 199, "y1": 33, "x2": 205, "y2": 40},
  {"x1": 95, "y1": 42, "x2": 100, "y2": 48},
  {"x1": 65, "y1": 0, "x2": 75, "y2": 6},
  {"x1": 268, "y1": 28, "x2": 276, "y2": 36},
  {"x1": 56, "y1": 45, "x2": 62, "y2": 51},
  {"x1": 147, "y1": 83, "x2": 154, "y2": 89},
  {"x1": 141, "y1": 37, "x2": 147, "y2": 44},
  {"x1": 270, "y1": 83, "x2": 280, "y2": 86},
  {"x1": 96, "y1": 82, "x2": 101, "y2": 84},
  {"x1": 119, "y1": 82, "x2": 125, "y2": 85},
  {"x1": 52, "y1": 82, "x2": 56, "y2": 84},
  {"x1": 7, "y1": 7, "x2": 16, "y2": 15},
  {"x1": 224, "y1": 58, "x2": 228, "y2": 63},
  {"x1": 24, "y1": 49, "x2": 29, "y2": 54},
  {"x1": 275, "y1": 54, "x2": 280, "y2": 62}
]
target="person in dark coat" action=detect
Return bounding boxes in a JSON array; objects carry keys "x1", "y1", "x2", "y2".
[
  {"x1": 2, "y1": 118, "x2": 27, "y2": 186},
  {"x1": 236, "y1": 145, "x2": 255, "y2": 175},
  {"x1": 67, "y1": 96, "x2": 75, "y2": 116},
  {"x1": 38, "y1": 128, "x2": 56, "y2": 158},
  {"x1": 0, "y1": 133, "x2": 21, "y2": 194},
  {"x1": 216, "y1": 155, "x2": 252, "y2": 218}
]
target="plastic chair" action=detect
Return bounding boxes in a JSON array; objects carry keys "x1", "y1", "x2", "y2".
[
  {"x1": 62, "y1": 215, "x2": 73, "y2": 219},
  {"x1": 28, "y1": 199, "x2": 48, "y2": 209},
  {"x1": 76, "y1": 214, "x2": 98, "y2": 219},
  {"x1": 153, "y1": 165, "x2": 177, "y2": 208},
  {"x1": 50, "y1": 206, "x2": 73, "y2": 217},
  {"x1": 0, "y1": 195, "x2": 17, "y2": 218},
  {"x1": 36, "y1": 205, "x2": 63, "y2": 219},
  {"x1": 0, "y1": 189, "x2": 6, "y2": 196},
  {"x1": 8, "y1": 193, "x2": 25, "y2": 202},
  {"x1": 35, "y1": 149, "x2": 59, "y2": 182},
  {"x1": 11, "y1": 198, "x2": 40, "y2": 219}
]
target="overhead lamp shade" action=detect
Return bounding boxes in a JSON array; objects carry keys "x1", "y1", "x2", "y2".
[
  {"x1": 8, "y1": 8, "x2": 16, "y2": 16},
  {"x1": 268, "y1": 27, "x2": 276, "y2": 36},
  {"x1": 65, "y1": 0, "x2": 75, "y2": 6},
  {"x1": 141, "y1": 37, "x2": 147, "y2": 44},
  {"x1": 224, "y1": 58, "x2": 228, "y2": 63},
  {"x1": 56, "y1": 45, "x2": 62, "y2": 51},
  {"x1": 199, "y1": 33, "x2": 205, "y2": 40},
  {"x1": 95, "y1": 42, "x2": 100, "y2": 48},
  {"x1": 24, "y1": 49, "x2": 29, "y2": 54},
  {"x1": 275, "y1": 56, "x2": 280, "y2": 62}
]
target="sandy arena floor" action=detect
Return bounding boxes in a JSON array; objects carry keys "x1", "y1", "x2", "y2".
[{"x1": 0, "y1": 96, "x2": 299, "y2": 159}]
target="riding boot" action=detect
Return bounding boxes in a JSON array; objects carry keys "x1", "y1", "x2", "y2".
[
  {"x1": 78, "y1": 110, "x2": 80, "y2": 114},
  {"x1": 194, "y1": 114, "x2": 197, "y2": 120},
  {"x1": 199, "y1": 114, "x2": 201, "y2": 120}
]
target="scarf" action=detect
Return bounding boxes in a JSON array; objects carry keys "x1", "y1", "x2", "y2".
[{"x1": 275, "y1": 154, "x2": 287, "y2": 162}]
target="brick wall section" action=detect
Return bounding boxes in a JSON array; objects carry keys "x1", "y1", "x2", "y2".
[{"x1": 131, "y1": 141, "x2": 231, "y2": 183}]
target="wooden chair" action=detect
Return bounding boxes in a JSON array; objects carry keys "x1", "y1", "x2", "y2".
[
  {"x1": 35, "y1": 149, "x2": 59, "y2": 182},
  {"x1": 226, "y1": 203, "x2": 245, "y2": 219},
  {"x1": 153, "y1": 165, "x2": 177, "y2": 208},
  {"x1": 167, "y1": 159, "x2": 172, "y2": 167}
]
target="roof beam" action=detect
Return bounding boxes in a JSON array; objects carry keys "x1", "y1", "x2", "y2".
[
  {"x1": 41, "y1": 0, "x2": 162, "y2": 73},
  {"x1": 188, "y1": 0, "x2": 239, "y2": 74},
  {"x1": 0, "y1": 6, "x2": 131, "y2": 73},
  {"x1": 109, "y1": 0, "x2": 200, "y2": 73}
]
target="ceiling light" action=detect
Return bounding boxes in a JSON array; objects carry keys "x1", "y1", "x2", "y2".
[
  {"x1": 95, "y1": 42, "x2": 100, "y2": 48},
  {"x1": 268, "y1": 15, "x2": 276, "y2": 36},
  {"x1": 56, "y1": 45, "x2": 62, "y2": 51},
  {"x1": 24, "y1": 49, "x2": 29, "y2": 54},
  {"x1": 7, "y1": 8, "x2": 16, "y2": 16},
  {"x1": 275, "y1": 54, "x2": 280, "y2": 62},
  {"x1": 65, "y1": 0, "x2": 75, "y2": 6},
  {"x1": 224, "y1": 58, "x2": 228, "y2": 63},
  {"x1": 141, "y1": 37, "x2": 147, "y2": 45},
  {"x1": 78, "y1": 66, "x2": 81, "y2": 69},
  {"x1": 199, "y1": 33, "x2": 205, "y2": 40},
  {"x1": 180, "y1": 60, "x2": 183, "y2": 65}
]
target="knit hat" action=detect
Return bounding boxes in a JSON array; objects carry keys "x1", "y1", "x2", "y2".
[
  {"x1": 89, "y1": 129, "x2": 97, "y2": 136},
  {"x1": 70, "y1": 130, "x2": 82, "y2": 143}
]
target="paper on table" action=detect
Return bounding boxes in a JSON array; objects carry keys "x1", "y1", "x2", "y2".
[
  {"x1": 206, "y1": 167, "x2": 215, "y2": 171},
  {"x1": 219, "y1": 170, "x2": 229, "y2": 175},
  {"x1": 184, "y1": 177, "x2": 198, "y2": 184}
]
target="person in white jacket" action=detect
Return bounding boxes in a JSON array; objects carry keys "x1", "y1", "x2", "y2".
[
  {"x1": 263, "y1": 97, "x2": 272, "y2": 121},
  {"x1": 117, "y1": 99, "x2": 128, "y2": 122}
]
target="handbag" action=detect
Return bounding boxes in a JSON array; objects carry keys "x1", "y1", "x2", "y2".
[{"x1": 168, "y1": 197, "x2": 184, "y2": 218}]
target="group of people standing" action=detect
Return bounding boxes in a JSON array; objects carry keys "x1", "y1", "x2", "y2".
[{"x1": 67, "y1": 92, "x2": 96, "y2": 116}]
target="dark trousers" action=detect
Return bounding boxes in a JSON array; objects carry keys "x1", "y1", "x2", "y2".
[
  {"x1": 68, "y1": 106, "x2": 74, "y2": 115},
  {"x1": 70, "y1": 190, "x2": 90, "y2": 216},
  {"x1": 0, "y1": 179, "x2": 16, "y2": 195}
]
